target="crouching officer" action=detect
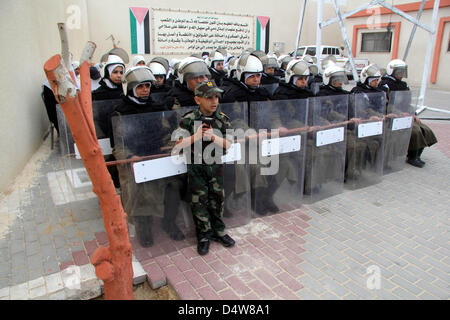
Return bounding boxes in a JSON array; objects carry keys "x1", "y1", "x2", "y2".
[
  {"x1": 379, "y1": 59, "x2": 437, "y2": 168},
  {"x1": 109, "y1": 66, "x2": 185, "y2": 247},
  {"x1": 174, "y1": 81, "x2": 235, "y2": 255}
]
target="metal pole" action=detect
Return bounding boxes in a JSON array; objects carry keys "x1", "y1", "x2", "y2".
[
  {"x1": 316, "y1": 0, "x2": 323, "y2": 72},
  {"x1": 379, "y1": 0, "x2": 434, "y2": 33},
  {"x1": 321, "y1": 0, "x2": 382, "y2": 28},
  {"x1": 417, "y1": 0, "x2": 440, "y2": 110},
  {"x1": 332, "y1": 0, "x2": 360, "y2": 82},
  {"x1": 403, "y1": 0, "x2": 427, "y2": 61},
  {"x1": 294, "y1": 0, "x2": 308, "y2": 58}
]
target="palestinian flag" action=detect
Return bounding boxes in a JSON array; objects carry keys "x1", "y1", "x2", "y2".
[
  {"x1": 130, "y1": 7, "x2": 150, "y2": 54},
  {"x1": 256, "y1": 16, "x2": 270, "y2": 53}
]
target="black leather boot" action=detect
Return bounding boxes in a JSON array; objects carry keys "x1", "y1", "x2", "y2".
[{"x1": 134, "y1": 216, "x2": 154, "y2": 247}]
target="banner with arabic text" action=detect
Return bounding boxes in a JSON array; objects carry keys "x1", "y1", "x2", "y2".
[{"x1": 152, "y1": 9, "x2": 255, "y2": 55}]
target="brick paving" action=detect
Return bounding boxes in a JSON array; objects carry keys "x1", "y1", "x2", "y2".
[{"x1": 0, "y1": 101, "x2": 449, "y2": 299}]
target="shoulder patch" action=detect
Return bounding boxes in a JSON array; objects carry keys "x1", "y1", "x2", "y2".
[{"x1": 220, "y1": 112, "x2": 230, "y2": 120}]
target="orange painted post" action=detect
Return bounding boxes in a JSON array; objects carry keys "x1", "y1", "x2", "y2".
[{"x1": 44, "y1": 49, "x2": 134, "y2": 299}]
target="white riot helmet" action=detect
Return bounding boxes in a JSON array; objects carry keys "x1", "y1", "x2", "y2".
[
  {"x1": 236, "y1": 53, "x2": 263, "y2": 82},
  {"x1": 122, "y1": 66, "x2": 156, "y2": 95},
  {"x1": 148, "y1": 62, "x2": 167, "y2": 77},
  {"x1": 131, "y1": 55, "x2": 146, "y2": 67},
  {"x1": 277, "y1": 55, "x2": 293, "y2": 69},
  {"x1": 208, "y1": 50, "x2": 225, "y2": 68},
  {"x1": 285, "y1": 60, "x2": 310, "y2": 84},
  {"x1": 148, "y1": 57, "x2": 169, "y2": 73},
  {"x1": 321, "y1": 55, "x2": 337, "y2": 71},
  {"x1": 227, "y1": 57, "x2": 238, "y2": 78},
  {"x1": 103, "y1": 54, "x2": 126, "y2": 79},
  {"x1": 386, "y1": 59, "x2": 408, "y2": 78},
  {"x1": 323, "y1": 64, "x2": 349, "y2": 86},
  {"x1": 177, "y1": 57, "x2": 211, "y2": 84},
  {"x1": 302, "y1": 55, "x2": 319, "y2": 76},
  {"x1": 261, "y1": 56, "x2": 278, "y2": 72},
  {"x1": 360, "y1": 64, "x2": 382, "y2": 84}
]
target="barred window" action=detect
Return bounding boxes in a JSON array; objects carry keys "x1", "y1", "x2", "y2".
[{"x1": 361, "y1": 32, "x2": 392, "y2": 52}]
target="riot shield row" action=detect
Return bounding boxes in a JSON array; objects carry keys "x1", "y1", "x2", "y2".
[{"x1": 55, "y1": 91, "x2": 413, "y2": 254}]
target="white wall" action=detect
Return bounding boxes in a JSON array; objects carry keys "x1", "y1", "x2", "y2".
[
  {"x1": 343, "y1": 1, "x2": 450, "y2": 90},
  {"x1": 0, "y1": 0, "x2": 90, "y2": 192}
]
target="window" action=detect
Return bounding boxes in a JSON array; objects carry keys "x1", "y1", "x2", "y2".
[
  {"x1": 361, "y1": 32, "x2": 392, "y2": 52},
  {"x1": 306, "y1": 47, "x2": 316, "y2": 55},
  {"x1": 296, "y1": 48, "x2": 305, "y2": 56}
]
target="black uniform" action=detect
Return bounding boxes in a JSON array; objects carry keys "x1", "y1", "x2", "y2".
[
  {"x1": 220, "y1": 78, "x2": 271, "y2": 103},
  {"x1": 272, "y1": 82, "x2": 313, "y2": 100},
  {"x1": 261, "y1": 73, "x2": 280, "y2": 85},
  {"x1": 150, "y1": 82, "x2": 172, "y2": 106},
  {"x1": 350, "y1": 81, "x2": 384, "y2": 94},
  {"x1": 92, "y1": 79, "x2": 123, "y2": 100},
  {"x1": 208, "y1": 68, "x2": 227, "y2": 87},
  {"x1": 166, "y1": 80, "x2": 197, "y2": 109},
  {"x1": 316, "y1": 84, "x2": 350, "y2": 97},
  {"x1": 41, "y1": 84, "x2": 60, "y2": 134}
]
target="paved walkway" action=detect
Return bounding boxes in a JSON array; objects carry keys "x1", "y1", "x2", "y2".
[{"x1": 0, "y1": 93, "x2": 449, "y2": 300}]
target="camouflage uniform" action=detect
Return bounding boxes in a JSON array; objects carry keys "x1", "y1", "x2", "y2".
[{"x1": 178, "y1": 108, "x2": 232, "y2": 241}]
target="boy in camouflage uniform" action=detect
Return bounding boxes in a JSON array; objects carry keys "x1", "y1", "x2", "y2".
[{"x1": 175, "y1": 81, "x2": 236, "y2": 255}]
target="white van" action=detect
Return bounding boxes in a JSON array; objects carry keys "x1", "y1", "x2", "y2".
[{"x1": 290, "y1": 45, "x2": 369, "y2": 79}]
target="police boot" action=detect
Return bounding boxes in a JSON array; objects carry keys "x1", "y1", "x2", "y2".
[
  {"x1": 163, "y1": 191, "x2": 185, "y2": 241},
  {"x1": 406, "y1": 150, "x2": 424, "y2": 168},
  {"x1": 134, "y1": 216, "x2": 154, "y2": 247},
  {"x1": 263, "y1": 180, "x2": 280, "y2": 213},
  {"x1": 417, "y1": 148, "x2": 425, "y2": 165},
  {"x1": 251, "y1": 188, "x2": 269, "y2": 216},
  {"x1": 223, "y1": 190, "x2": 234, "y2": 218}
]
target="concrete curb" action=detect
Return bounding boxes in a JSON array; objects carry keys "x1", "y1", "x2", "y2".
[{"x1": 0, "y1": 255, "x2": 147, "y2": 300}]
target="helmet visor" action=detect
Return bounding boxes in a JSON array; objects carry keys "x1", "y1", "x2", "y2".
[
  {"x1": 393, "y1": 66, "x2": 408, "y2": 78},
  {"x1": 330, "y1": 72, "x2": 349, "y2": 85}
]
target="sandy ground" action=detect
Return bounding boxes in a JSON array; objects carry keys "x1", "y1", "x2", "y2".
[{"x1": 94, "y1": 282, "x2": 180, "y2": 300}]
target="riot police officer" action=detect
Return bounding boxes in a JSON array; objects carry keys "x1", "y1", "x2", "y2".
[
  {"x1": 220, "y1": 53, "x2": 271, "y2": 103},
  {"x1": 379, "y1": 59, "x2": 437, "y2": 168},
  {"x1": 166, "y1": 57, "x2": 211, "y2": 109},
  {"x1": 109, "y1": 66, "x2": 185, "y2": 247},
  {"x1": 207, "y1": 50, "x2": 227, "y2": 87},
  {"x1": 92, "y1": 55, "x2": 125, "y2": 100},
  {"x1": 273, "y1": 60, "x2": 313, "y2": 100}
]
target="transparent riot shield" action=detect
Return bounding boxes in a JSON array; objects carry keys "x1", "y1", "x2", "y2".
[
  {"x1": 249, "y1": 99, "x2": 308, "y2": 216},
  {"x1": 261, "y1": 83, "x2": 279, "y2": 96},
  {"x1": 304, "y1": 95, "x2": 348, "y2": 203},
  {"x1": 111, "y1": 107, "x2": 195, "y2": 253},
  {"x1": 383, "y1": 90, "x2": 414, "y2": 173},
  {"x1": 345, "y1": 92, "x2": 386, "y2": 189},
  {"x1": 56, "y1": 99, "x2": 122, "y2": 159},
  {"x1": 54, "y1": 104, "x2": 101, "y2": 225},
  {"x1": 217, "y1": 102, "x2": 252, "y2": 228}
]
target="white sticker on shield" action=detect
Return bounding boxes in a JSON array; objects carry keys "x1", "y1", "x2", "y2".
[
  {"x1": 74, "y1": 138, "x2": 112, "y2": 159},
  {"x1": 392, "y1": 116, "x2": 412, "y2": 131},
  {"x1": 221, "y1": 143, "x2": 242, "y2": 163},
  {"x1": 133, "y1": 155, "x2": 187, "y2": 183},
  {"x1": 261, "y1": 135, "x2": 301, "y2": 156},
  {"x1": 316, "y1": 127, "x2": 345, "y2": 147},
  {"x1": 358, "y1": 121, "x2": 383, "y2": 138}
]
